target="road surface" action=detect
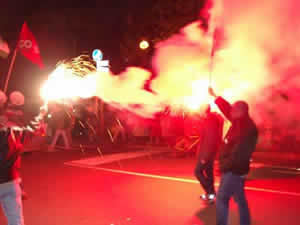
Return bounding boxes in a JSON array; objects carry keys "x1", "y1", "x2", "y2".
[{"x1": 1, "y1": 148, "x2": 299, "y2": 225}]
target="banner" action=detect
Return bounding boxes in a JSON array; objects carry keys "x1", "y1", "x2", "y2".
[{"x1": 18, "y1": 22, "x2": 43, "y2": 68}]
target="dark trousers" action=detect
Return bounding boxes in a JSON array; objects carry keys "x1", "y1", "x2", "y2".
[
  {"x1": 194, "y1": 160, "x2": 215, "y2": 195},
  {"x1": 216, "y1": 172, "x2": 250, "y2": 225}
]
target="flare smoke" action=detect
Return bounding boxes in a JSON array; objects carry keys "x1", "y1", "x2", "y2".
[{"x1": 43, "y1": 0, "x2": 300, "y2": 145}]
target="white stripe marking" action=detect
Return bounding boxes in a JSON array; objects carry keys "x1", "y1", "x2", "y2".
[
  {"x1": 68, "y1": 150, "x2": 167, "y2": 166},
  {"x1": 65, "y1": 162, "x2": 300, "y2": 197}
]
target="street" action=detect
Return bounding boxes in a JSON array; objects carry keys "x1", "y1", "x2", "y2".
[{"x1": 1, "y1": 147, "x2": 300, "y2": 225}]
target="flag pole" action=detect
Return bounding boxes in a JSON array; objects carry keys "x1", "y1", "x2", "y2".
[
  {"x1": 3, "y1": 47, "x2": 17, "y2": 93},
  {"x1": 209, "y1": 28, "x2": 220, "y2": 87},
  {"x1": 209, "y1": 34, "x2": 216, "y2": 87}
]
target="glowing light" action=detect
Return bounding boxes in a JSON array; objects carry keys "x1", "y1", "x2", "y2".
[
  {"x1": 92, "y1": 49, "x2": 103, "y2": 61},
  {"x1": 183, "y1": 79, "x2": 211, "y2": 111},
  {"x1": 40, "y1": 66, "x2": 98, "y2": 102},
  {"x1": 139, "y1": 40, "x2": 149, "y2": 50},
  {"x1": 184, "y1": 96, "x2": 202, "y2": 111}
]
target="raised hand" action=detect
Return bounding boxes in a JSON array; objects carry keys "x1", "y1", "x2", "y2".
[{"x1": 208, "y1": 87, "x2": 217, "y2": 98}]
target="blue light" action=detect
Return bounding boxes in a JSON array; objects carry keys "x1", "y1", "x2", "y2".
[{"x1": 92, "y1": 49, "x2": 103, "y2": 61}]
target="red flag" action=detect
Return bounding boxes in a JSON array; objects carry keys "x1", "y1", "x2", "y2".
[
  {"x1": 211, "y1": 27, "x2": 225, "y2": 57},
  {"x1": 17, "y1": 22, "x2": 43, "y2": 69}
]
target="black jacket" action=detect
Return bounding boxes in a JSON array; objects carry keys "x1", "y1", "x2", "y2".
[
  {"x1": 197, "y1": 112, "x2": 223, "y2": 162},
  {"x1": 0, "y1": 128, "x2": 22, "y2": 184},
  {"x1": 215, "y1": 97, "x2": 258, "y2": 175}
]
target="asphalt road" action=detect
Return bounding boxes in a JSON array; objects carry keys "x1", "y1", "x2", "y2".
[{"x1": 1, "y1": 148, "x2": 300, "y2": 225}]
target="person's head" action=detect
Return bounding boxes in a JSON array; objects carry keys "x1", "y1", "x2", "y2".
[{"x1": 231, "y1": 101, "x2": 249, "y2": 119}]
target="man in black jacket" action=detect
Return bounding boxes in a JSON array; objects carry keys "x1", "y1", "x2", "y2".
[
  {"x1": 209, "y1": 87, "x2": 258, "y2": 225},
  {"x1": 194, "y1": 105, "x2": 223, "y2": 203}
]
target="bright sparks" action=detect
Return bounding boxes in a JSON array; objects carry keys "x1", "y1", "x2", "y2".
[{"x1": 40, "y1": 66, "x2": 98, "y2": 102}]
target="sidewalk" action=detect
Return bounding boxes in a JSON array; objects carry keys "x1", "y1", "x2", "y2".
[
  {"x1": 24, "y1": 137, "x2": 300, "y2": 168},
  {"x1": 252, "y1": 151, "x2": 300, "y2": 167}
]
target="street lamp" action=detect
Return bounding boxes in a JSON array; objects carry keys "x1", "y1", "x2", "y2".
[{"x1": 139, "y1": 40, "x2": 149, "y2": 50}]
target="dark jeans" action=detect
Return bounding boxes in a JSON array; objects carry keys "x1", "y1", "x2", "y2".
[
  {"x1": 216, "y1": 172, "x2": 250, "y2": 225},
  {"x1": 194, "y1": 160, "x2": 215, "y2": 195}
]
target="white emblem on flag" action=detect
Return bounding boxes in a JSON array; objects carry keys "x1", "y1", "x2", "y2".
[{"x1": 19, "y1": 40, "x2": 32, "y2": 49}]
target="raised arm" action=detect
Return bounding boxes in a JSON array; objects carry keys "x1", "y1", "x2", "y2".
[
  {"x1": 8, "y1": 110, "x2": 46, "y2": 133},
  {"x1": 208, "y1": 87, "x2": 232, "y2": 121},
  {"x1": 215, "y1": 97, "x2": 232, "y2": 121}
]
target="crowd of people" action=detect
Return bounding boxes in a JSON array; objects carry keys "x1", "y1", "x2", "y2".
[{"x1": 0, "y1": 87, "x2": 258, "y2": 225}]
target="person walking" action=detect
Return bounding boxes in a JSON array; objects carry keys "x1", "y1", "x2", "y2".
[
  {"x1": 194, "y1": 104, "x2": 223, "y2": 203},
  {"x1": 49, "y1": 104, "x2": 71, "y2": 151},
  {"x1": 0, "y1": 126, "x2": 25, "y2": 225},
  {"x1": 209, "y1": 87, "x2": 258, "y2": 225}
]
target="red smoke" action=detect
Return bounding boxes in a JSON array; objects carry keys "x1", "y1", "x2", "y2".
[{"x1": 42, "y1": 0, "x2": 300, "y2": 149}]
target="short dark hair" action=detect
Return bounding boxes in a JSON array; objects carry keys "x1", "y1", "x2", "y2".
[{"x1": 234, "y1": 101, "x2": 249, "y2": 113}]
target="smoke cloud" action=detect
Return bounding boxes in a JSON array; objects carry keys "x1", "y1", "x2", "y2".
[
  {"x1": 149, "y1": 0, "x2": 300, "y2": 147},
  {"x1": 43, "y1": 0, "x2": 300, "y2": 147}
]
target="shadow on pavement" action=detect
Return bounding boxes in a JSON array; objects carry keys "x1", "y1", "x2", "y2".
[{"x1": 193, "y1": 202, "x2": 268, "y2": 225}]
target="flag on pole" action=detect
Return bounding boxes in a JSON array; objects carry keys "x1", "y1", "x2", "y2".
[
  {"x1": 17, "y1": 22, "x2": 43, "y2": 69},
  {"x1": 211, "y1": 27, "x2": 225, "y2": 57}
]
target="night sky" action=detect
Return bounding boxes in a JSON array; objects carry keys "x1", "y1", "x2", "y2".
[
  {"x1": 0, "y1": 0, "x2": 201, "y2": 107},
  {"x1": 0, "y1": 0, "x2": 145, "y2": 99},
  {"x1": 1, "y1": 0, "x2": 151, "y2": 50}
]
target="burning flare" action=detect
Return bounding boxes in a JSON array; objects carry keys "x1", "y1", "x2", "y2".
[{"x1": 41, "y1": 0, "x2": 300, "y2": 147}]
